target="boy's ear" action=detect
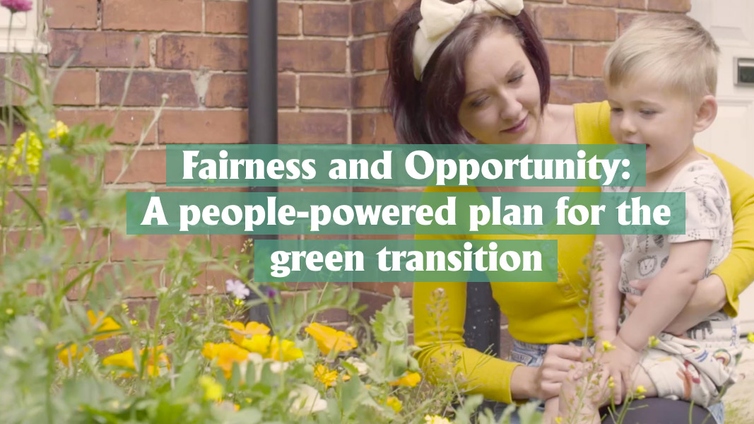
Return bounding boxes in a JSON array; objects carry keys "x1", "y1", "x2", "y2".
[{"x1": 693, "y1": 95, "x2": 717, "y2": 133}]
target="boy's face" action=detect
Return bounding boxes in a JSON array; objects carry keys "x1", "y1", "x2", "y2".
[{"x1": 607, "y1": 79, "x2": 699, "y2": 176}]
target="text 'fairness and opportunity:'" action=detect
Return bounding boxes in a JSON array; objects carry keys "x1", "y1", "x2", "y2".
[{"x1": 126, "y1": 144, "x2": 685, "y2": 283}]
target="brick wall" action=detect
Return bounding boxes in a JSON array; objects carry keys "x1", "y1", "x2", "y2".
[{"x1": 43, "y1": 0, "x2": 691, "y2": 329}]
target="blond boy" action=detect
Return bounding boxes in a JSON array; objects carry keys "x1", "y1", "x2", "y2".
[{"x1": 555, "y1": 14, "x2": 741, "y2": 424}]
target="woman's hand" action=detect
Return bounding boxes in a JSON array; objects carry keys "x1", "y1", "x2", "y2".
[
  {"x1": 515, "y1": 344, "x2": 589, "y2": 400},
  {"x1": 623, "y1": 275, "x2": 727, "y2": 335}
]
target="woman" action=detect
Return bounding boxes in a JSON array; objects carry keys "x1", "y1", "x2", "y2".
[{"x1": 384, "y1": 0, "x2": 754, "y2": 423}]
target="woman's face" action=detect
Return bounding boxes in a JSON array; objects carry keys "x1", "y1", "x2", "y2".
[{"x1": 457, "y1": 28, "x2": 542, "y2": 145}]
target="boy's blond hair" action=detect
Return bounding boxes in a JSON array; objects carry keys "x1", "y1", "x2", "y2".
[{"x1": 603, "y1": 14, "x2": 720, "y2": 99}]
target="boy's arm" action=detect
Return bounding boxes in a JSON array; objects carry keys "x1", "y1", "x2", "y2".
[
  {"x1": 591, "y1": 234, "x2": 624, "y2": 342},
  {"x1": 617, "y1": 240, "x2": 712, "y2": 351}
]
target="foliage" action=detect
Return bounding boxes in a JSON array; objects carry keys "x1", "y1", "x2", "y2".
[{"x1": 0, "y1": 5, "x2": 531, "y2": 424}]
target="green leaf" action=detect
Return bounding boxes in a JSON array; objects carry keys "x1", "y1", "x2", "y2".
[
  {"x1": 371, "y1": 287, "x2": 413, "y2": 345},
  {"x1": 224, "y1": 408, "x2": 263, "y2": 424},
  {"x1": 11, "y1": 186, "x2": 47, "y2": 236},
  {"x1": 172, "y1": 357, "x2": 200, "y2": 398}
]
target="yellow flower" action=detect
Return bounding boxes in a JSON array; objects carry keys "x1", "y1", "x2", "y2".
[
  {"x1": 102, "y1": 345, "x2": 170, "y2": 377},
  {"x1": 385, "y1": 396, "x2": 402, "y2": 413},
  {"x1": 748, "y1": 333, "x2": 754, "y2": 344},
  {"x1": 648, "y1": 336, "x2": 660, "y2": 348},
  {"x1": 314, "y1": 363, "x2": 339, "y2": 388},
  {"x1": 267, "y1": 336, "x2": 303, "y2": 362},
  {"x1": 224, "y1": 320, "x2": 270, "y2": 346},
  {"x1": 202, "y1": 342, "x2": 250, "y2": 378},
  {"x1": 555, "y1": 417, "x2": 563, "y2": 424},
  {"x1": 602, "y1": 340, "x2": 616, "y2": 352},
  {"x1": 608, "y1": 376, "x2": 615, "y2": 389},
  {"x1": 240, "y1": 334, "x2": 272, "y2": 356},
  {"x1": 5, "y1": 131, "x2": 44, "y2": 176},
  {"x1": 635, "y1": 385, "x2": 647, "y2": 395},
  {"x1": 390, "y1": 371, "x2": 422, "y2": 387},
  {"x1": 424, "y1": 415, "x2": 452, "y2": 424},
  {"x1": 199, "y1": 375, "x2": 224, "y2": 401},
  {"x1": 87, "y1": 310, "x2": 122, "y2": 341},
  {"x1": 57, "y1": 343, "x2": 90, "y2": 366},
  {"x1": 304, "y1": 322, "x2": 357, "y2": 356},
  {"x1": 48, "y1": 120, "x2": 69, "y2": 140}
]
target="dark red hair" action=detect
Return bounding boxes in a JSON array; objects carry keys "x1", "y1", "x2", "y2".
[{"x1": 384, "y1": 0, "x2": 550, "y2": 145}]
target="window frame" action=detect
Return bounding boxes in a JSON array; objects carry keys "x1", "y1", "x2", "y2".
[{"x1": 0, "y1": 0, "x2": 49, "y2": 54}]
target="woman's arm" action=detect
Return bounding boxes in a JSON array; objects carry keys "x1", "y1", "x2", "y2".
[
  {"x1": 413, "y1": 281, "x2": 584, "y2": 403},
  {"x1": 413, "y1": 280, "x2": 521, "y2": 403},
  {"x1": 701, "y1": 150, "x2": 754, "y2": 317}
]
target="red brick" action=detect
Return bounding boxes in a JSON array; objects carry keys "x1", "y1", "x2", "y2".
[
  {"x1": 573, "y1": 45, "x2": 609, "y2": 78},
  {"x1": 205, "y1": 73, "x2": 296, "y2": 108},
  {"x1": 352, "y1": 74, "x2": 386, "y2": 108},
  {"x1": 66, "y1": 263, "x2": 165, "y2": 299},
  {"x1": 350, "y1": 38, "x2": 375, "y2": 72},
  {"x1": 278, "y1": 74, "x2": 296, "y2": 108},
  {"x1": 47, "y1": 0, "x2": 98, "y2": 29},
  {"x1": 278, "y1": 113, "x2": 348, "y2": 144},
  {"x1": 209, "y1": 234, "x2": 249, "y2": 258},
  {"x1": 104, "y1": 149, "x2": 166, "y2": 184},
  {"x1": 618, "y1": 12, "x2": 645, "y2": 35},
  {"x1": 55, "y1": 109, "x2": 158, "y2": 144},
  {"x1": 535, "y1": 7, "x2": 617, "y2": 41},
  {"x1": 352, "y1": 0, "x2": 393, "y2": 36},
  {"x1": 278, "y1": 40, "x2": 347, "y2": 72},
  {"x1": 0, "y1": 58, "x2": 29, "y2": 106},
  {"x1": 374, "y1": 35, "x2": 388, "y2": 71},
  {"x1": 315, "y1": 307, "x2": 350, "y2": 325},
  {"x1": 49, "y1": 31, "x2": 150, "y2": 68},
  {"x1": 544, "y1": 43, "x2": 571, "y2": 76},
  {"x1": 353, "y1": 282, "x2": 411, "y2": 297},
  {"x1": 159, "y1": 110, "x2": 247, "y2": 144},
  {"x1": 53, "y1": 69, "x2": 96, "y2": 106},
  {"x1": 648, "y1": 0, "x2": 690, "y2": 12},
  {"x1": 303, "y1": 4, "x2": 350, "y2": 36},
  {"x1": 103, "y1": 0, "x2": 202, "y2": 32},
  {"x1": 202, "y1": 266, "x2": 235, "y2": 294},
  {"x1": 110, "y1": 233, "x2": 203, "y2": 262},
  {"x1": 206, "y1": 0, "x2": 247, "y2": 34},
  {"x1": 2, "y1": 189, "x2": 49, "y2": 216},
  {"x1": 300, "y1": 76, "x2": 351, "y2": 109},
  {"x1": 356, "y1": 290, "x2": 393, "y2": 321},
  {"x1": 352, "y1": 112, "x2": 396, "y2": 144},
  {"x1": 550, "y1": 79, "x2": 607, "y2": 105},
  {"x1": 567, "y1": 0, "x2": 620, "y2": 5},
  {"x1": 351, "y1": 0, "x2": 377, "y2": 36},
  {"x1": 278, "y1": 2, "x2": 300, "y2": 36},
  {"x1": 205, "y1": 74, "x2": 245, "y2": 108},
  {"x1": 100, "y1": 71, "x2": 198, "y2": 107},
  {"x1": 157, "y1": 36, "x2": 247, "y2": 71},
  {"x1": 622, "y1": 0, "x2": 646, "y2": 7},
  {"x1": 5, "y1": 228, "x2": 109, "y2": 263}
]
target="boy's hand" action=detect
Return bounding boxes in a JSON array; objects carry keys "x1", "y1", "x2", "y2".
[{"x1": 598, "y1": 337, "x2": 641, "y2": 405}]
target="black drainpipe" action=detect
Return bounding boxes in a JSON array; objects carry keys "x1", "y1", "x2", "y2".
[
  {"x1": 245, "y1": 0, "x2": 277, "y2": 324},
  {"x1": 245, "y1": 2, "x2": 500, "y2": 358}
]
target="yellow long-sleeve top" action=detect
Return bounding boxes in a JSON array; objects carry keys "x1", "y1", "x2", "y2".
[{"x1": 413, "y1": 101, "x2": 754, "y2": 405}]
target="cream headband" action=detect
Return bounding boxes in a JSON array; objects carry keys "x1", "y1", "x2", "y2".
[{"x1": 412, "y1": 0, "x2": 525, "y2": 80}]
